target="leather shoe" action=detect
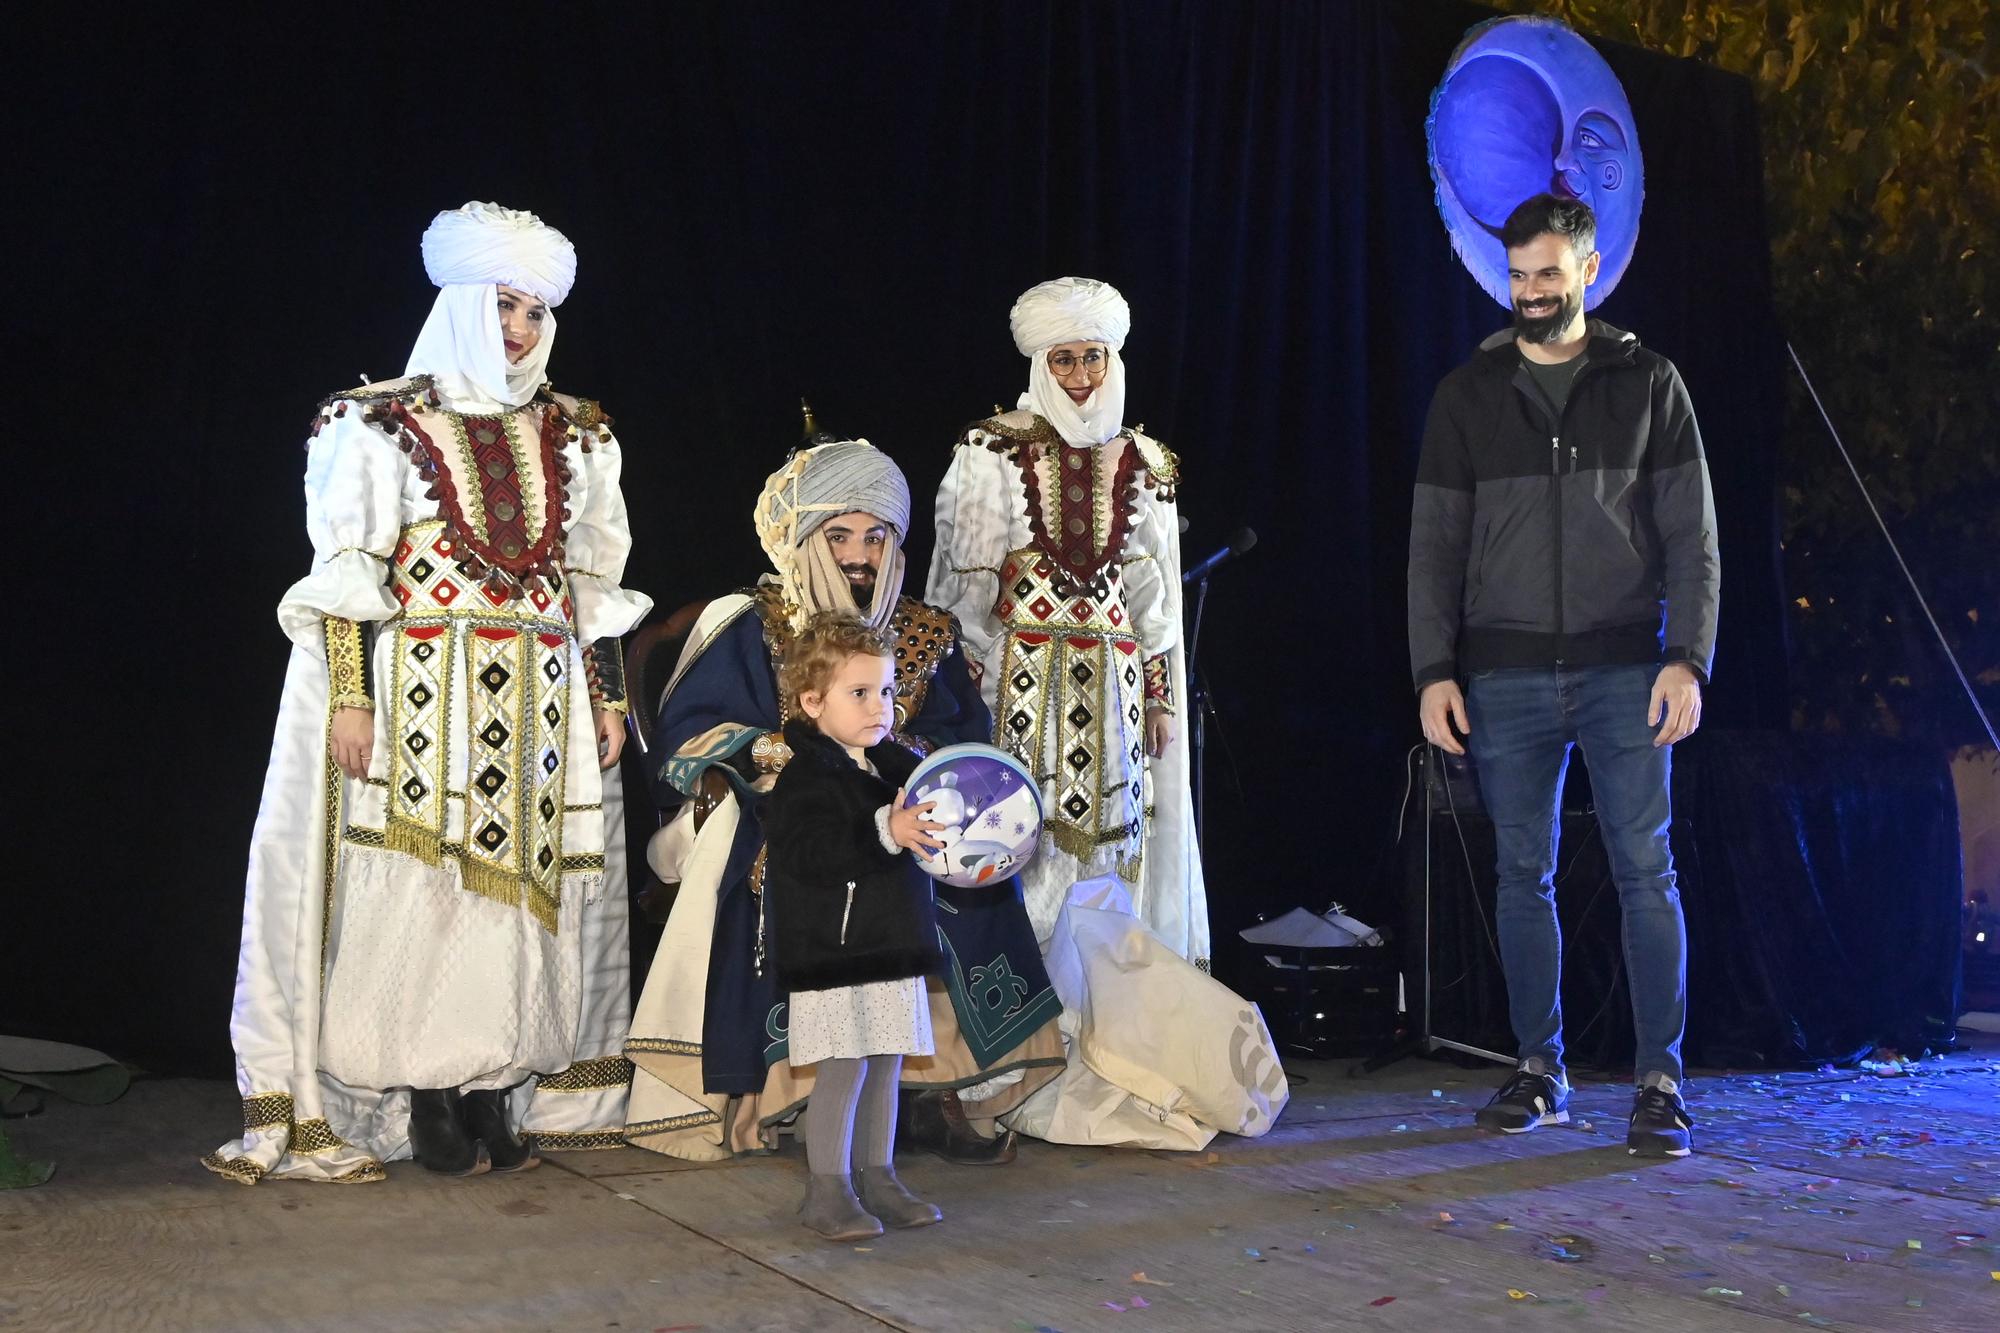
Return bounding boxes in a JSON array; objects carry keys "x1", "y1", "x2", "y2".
[
  {"x1": 462, "y1": 1088, "x2": 540, "y2": 1173},
  {"x1": 409, "y1": 1088, "x2": 489, "y2": 1176},
  {"x1": 898, "y1": 1089, "x2": 1017, "y2": 1165}
]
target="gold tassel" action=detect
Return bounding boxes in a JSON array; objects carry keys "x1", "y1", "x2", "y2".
[
  {"x1": 457, "y1": 855, "x2": 525, "y2": 912},
  {"x1": 384, "y1": 815, "x2": 444, "y2": 868}
]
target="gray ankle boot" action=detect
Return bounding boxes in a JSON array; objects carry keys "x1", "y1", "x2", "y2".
[
  {"x1": 854, "y1": 1165, "x2": 942, "y2": 1228},
  {"x1": 799, "y1": 1173, "x2": 883, "y2": 1242}
]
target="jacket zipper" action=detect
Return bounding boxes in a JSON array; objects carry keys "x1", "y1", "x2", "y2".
[
  {"x1": 840, "y1": 880, "x2": 856, "y2": 946},
  {"x1": 1529, "y1": 355, "x2": 1601, "y2": 664}
]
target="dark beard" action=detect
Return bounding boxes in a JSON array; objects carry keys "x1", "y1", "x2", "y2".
[
  {"x1": 1512, "y1": 286, "x2": 1584, "y2": 344},
  {"x1": 845, "y1": 569, "x2": 876, "y2": 607}
]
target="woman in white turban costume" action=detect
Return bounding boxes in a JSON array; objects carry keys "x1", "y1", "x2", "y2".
[
  {"x1": 927, "y1": 278, "x2": 1288, "y2": 1149},
  {"x1": 204, "y1": 203, "x2": 652, "y2": 1182}
]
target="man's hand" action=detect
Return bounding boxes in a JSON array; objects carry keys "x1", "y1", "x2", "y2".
[
  {"x1": 1145, "y1": 707, "x2": 1176, "y2": 758},
  {"x1": 595, "y1": 708, "x2": 625, "y2": 770},
  {"x1": 1418, "y1": 680, "x2": 1470, "y2": 755},
  {"x1": 889, "y1": 791, "x2": 947, "y2": 852},
  {"x1": 331, "y1": 707, "x2": 374, "y2": 779},
  {"x1": 1648, "y1": 663, "x2": 1703, "y2": 748}
]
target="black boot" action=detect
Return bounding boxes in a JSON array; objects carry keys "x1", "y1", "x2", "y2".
[
  {"x1": 409, "y1": 1088, "x2": 489, "y2": 1176},
  {"x1": 462, "y1": 1088, "x2": 540, "y2": 1173},
  {"x1": 898, "y1": 1089, "x2": 1017, "y2": 1165}
]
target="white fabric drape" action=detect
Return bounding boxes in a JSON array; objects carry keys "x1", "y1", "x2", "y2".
[
  {"x1": 405, "y1": 284, "x2": 556, "y2": 411},
  {"x1": 999, "y1": 882, "x2": 1287, "y2": 1149},
  {"x1": 1020, "y1": 350, "x2": 1128, "y2": 448}
]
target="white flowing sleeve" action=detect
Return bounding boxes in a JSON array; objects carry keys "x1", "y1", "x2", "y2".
[
  {"x1": 1122, "y1": 481, "x2": 1184, "y2": 660},
  {"x1": 276, "y1": 412, "x2": 408, "y2": 649},
  {"x1": 564, "y1": 425, "x2": 654, "y2": 642},
  {"x1": 924, "y1": 442, "x2": 1009, "y2": 681}
]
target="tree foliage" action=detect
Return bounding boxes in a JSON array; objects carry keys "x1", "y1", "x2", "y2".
[{"x1": 1493, "y1": 0, "x2": 1997, "y2": 745}]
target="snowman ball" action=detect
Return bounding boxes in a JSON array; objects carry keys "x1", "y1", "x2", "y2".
[{"x1": 901, "y1": 743, "x2": 1043, "y2": 888}]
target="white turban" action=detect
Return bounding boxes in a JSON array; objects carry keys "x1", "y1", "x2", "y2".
[
  {"x1": 1009, "y1": 276, "x2": 1131, "y2": 447},
  {"x1": 1008, "y1": 276, "x2": 1131, "y2": 354},
  {"x1": 753, "y1": 440, "x2": 910, "y2": 632},
  {"x1": 405, "y1": 202, "x2": 577, "y2": 411},
  {"x1": 421, "y1": 201, "x2": 577, "y2": 306}
]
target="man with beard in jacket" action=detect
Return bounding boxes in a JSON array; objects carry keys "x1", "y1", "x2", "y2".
[{"x1": 1408, "y1": 193, "x2": 1720, "y2": 1159}]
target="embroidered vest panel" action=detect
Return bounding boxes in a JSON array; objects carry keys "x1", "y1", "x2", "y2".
[
  {"x1": 1011, "y1": 435, "x2": 1144, "y2": 599},
  {"x1": 991, "y1": 545, "x2": 1145, "y2": 868}
]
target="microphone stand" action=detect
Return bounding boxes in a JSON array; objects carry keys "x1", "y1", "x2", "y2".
[{"x1": 1186, "y1": 572, "x2": 1213, "y2": 850}]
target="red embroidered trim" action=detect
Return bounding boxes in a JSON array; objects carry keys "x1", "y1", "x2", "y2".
[
  {"x1": 385, "y1": 401, "x2": 571, "y2": 593},
  {"x1": 1010, "y1": 434, "x2": 1143, "y2": 599}
]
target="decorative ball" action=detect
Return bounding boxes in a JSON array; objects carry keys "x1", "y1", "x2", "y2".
[{"x1": 902, "y1": 743, "x2": 1042, "y2": 887}]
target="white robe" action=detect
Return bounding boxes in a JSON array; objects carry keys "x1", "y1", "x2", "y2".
[
  {"x1": 927, "y1": 421, "x2": 1208, "y2": 961},
  {"x1": 927, "y1": 415, "x2": 1285, "y2": 1149},
  {"x1": 205, "y1": 382, "x2": 651, "y2": 1183}
]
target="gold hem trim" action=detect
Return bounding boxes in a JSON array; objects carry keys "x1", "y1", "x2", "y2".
[
  {"x1": 533, "y1": 1129, "x2": 629, "y2": 1151},
  {"x1": 625, "y1": 1037, "x2": 702, "y2": 1056},
  {"x1": 625, "y1": 1110, "x2": 722, "y2": 1136}
]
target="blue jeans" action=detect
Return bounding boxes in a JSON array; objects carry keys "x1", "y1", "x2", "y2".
[{"x1": 1465, "y1": 664, "x2": 1687, "y2": 1084}]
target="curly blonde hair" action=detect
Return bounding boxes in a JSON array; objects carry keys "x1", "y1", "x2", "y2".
[{"x1": 781, "y1": 611, "x2": 895, "y2": 718}]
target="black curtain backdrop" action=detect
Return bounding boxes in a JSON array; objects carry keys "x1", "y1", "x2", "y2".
[{"x1": 15, "y1": 3, "x2": 1785, "y2": 1076}]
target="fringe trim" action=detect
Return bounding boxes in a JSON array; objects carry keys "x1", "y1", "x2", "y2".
[
  {"x1": 369, "y1": 825, "x2": 567, "y2": 935},
  {"x1": 384, "y1": 814, "x2": 444, "y2": 869}
]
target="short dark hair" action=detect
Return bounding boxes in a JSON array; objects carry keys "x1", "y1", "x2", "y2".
[{"x1": 1500, "y1": 194, "x2": 1597, "y2": 259}]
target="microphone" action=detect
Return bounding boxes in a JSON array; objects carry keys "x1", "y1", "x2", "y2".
[{"x1": 1183, "y1": 527, "x2": 1258, "y2": 584}]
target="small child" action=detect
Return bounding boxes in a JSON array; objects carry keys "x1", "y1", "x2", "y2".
[{"x1": 763, "y1": 611, "x2": 950, "y2": 1241}]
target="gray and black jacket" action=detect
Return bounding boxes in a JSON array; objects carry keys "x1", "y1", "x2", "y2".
[{"x1": 1408, "y1": 320, "x2": 1720, "y2": 692}]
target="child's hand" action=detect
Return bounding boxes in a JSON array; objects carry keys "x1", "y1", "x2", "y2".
[{"x1": 889, "y1": 790, "x2": 947, "y2": 853}]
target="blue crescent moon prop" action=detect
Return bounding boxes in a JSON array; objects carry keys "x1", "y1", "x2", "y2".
[{"x1": 1426, "y1": 16, "x2": 1644, "y2": 310}]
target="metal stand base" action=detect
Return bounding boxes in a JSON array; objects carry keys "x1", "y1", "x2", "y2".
[{"x1": 1352, "y1": 747, "x2": 1519, "y2": 1078}]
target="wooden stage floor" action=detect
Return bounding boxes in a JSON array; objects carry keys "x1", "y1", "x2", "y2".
[{"x1": 4, "y1": 1037, "x2": 1995, "y2": 1332}]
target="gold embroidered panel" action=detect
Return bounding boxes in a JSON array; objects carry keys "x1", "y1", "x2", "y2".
[{"x1": 992, "y1": 546, "x2": 1146, "y2": 867}]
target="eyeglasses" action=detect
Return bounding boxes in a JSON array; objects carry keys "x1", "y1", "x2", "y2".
[{"x1": 1047, "y1": 349, "x2": 1111, "y2": 378}]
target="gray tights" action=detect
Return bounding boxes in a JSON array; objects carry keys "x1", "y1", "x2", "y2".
[{"x1": 806, "y1": 1054, "x2": 902, "y2": 1176}]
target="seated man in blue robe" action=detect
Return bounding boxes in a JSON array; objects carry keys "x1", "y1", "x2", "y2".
[{"x1": 624, "y1": 434, "x2": 1063, "y2": 1163}]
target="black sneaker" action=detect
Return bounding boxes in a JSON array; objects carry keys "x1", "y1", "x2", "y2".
[
  {"x1": 1627, "y1": 1078, "x2": 1693, "y2": 1157},
  {"x1": 1474, "y1": 1066, "x2": 1571, "y2": 1134}
]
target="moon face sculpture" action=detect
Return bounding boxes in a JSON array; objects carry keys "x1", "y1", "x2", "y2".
[{"x1": 1426, "y1": 16, "x2": 1644, "y2": 310}]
